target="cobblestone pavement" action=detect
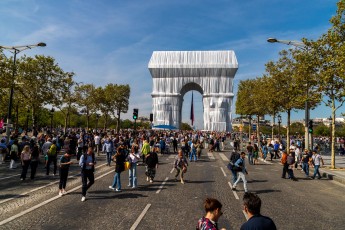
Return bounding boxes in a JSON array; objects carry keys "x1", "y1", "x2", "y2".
[{"x1": 0, "y1": 144, "x2": 345, "y2": 229}]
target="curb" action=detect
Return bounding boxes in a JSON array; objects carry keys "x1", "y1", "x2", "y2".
[{"x1": 320, "y1": 169, "x2": 345, "y2": 185}]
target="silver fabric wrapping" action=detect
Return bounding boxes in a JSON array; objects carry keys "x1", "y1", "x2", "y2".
[{"x1": 148, "y1": 51, "x2": 238, "y2": 131}]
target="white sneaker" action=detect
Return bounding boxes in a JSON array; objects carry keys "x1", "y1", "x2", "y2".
[
  {"x1": 150, "y1": 179, "x2": 153, "y2": 183},
  {"x1": 115, "y1": 189, "x2": 122, "y2": 192},
  {"x1": 146, "y1": 177, "x2": 149, "y2": 181},
  {"x1": 81, "y1": 196, "x2": 86, "y2": 202},
  {"x1": 62, "y1": 190, "x2": 67, "y2": 195},
  {"x1": 59, "y1": 191, "x2": 63, "y2": 196},
  {"x1": 109, "y1": 186, "x2": 115, "y2": 190}
]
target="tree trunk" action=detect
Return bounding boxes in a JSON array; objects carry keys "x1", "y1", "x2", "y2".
[
  {"x1": 286, "y1": 110, "x2": 291, "y2": 154},
  {"x1": 256, "y1": 115, "x2": 260, "y2": 144},
  {"x1": 103, "y1": 114, "x2": 108, "y2": 130},
  {"x1": 271, "y1": 115, "x2": 275, "y2": 141}
]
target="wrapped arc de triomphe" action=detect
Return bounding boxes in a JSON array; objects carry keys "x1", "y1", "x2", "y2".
[{"x1": 148, "y1": 50, "x2": 238, "y2": 132}]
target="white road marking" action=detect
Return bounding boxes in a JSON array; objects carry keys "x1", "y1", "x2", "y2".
[
  {"x1": 0, "y1": 163, "x2": 107, "y2": 205},
  {"x1": 156, "y1": 177, "x2": 169, "y2": 194},
  {"x1": 0, "y1": 169, "x2": 114, "y2": 226},
  {"x1": 169, "y1": 155, "x2": 176, "y2": 159},
  {"x1": 220, "y1": 167, "x2": 227, "y2": 177},
  {"x1": 228, "y1": 182, "x2": 239, "y2": 200},
  {"x1": 0, "y1": 174, "x2": 21, "y2": 181},
  {"x1": 130, "y1": 204, "x2": 151, "y2": 230},
  {"x1": 219, "y1": 153, "x2": 228, "y2": 162},
  {"x1": 207, "y1": 152, "x2": 215, "y2": 160},
  {"x1": 170, "y1": 168, "x2": 175, "y2": 174}
]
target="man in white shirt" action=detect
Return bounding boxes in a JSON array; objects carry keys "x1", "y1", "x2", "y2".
[{"x1": 94, "y1": 133, "x2": 101, "y2": 156}]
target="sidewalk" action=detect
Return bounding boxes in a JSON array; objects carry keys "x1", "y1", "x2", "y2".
[{"x1": 319, "y1": 155, "x2": 345, "y2": 185}]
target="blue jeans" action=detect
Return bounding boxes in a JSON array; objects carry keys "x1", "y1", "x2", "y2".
[
  {"x1": 313, "y1": 165, "x2": 321, "y2": 178},
  {"x1": 248, "y1": 153, "x2": 253, "y2": 165},
  {"x1": 189, "y1": 150, "x2": 197, "y2": 161},
  {"x1": 106, "y1": 152, "x2": 112, "y2": 165},
  {"x1": 112, "y1": 172, "x2": 122, "y2": 190},
  {"x1": 230, "y1": 169, "x2": 237, "y2": 184},
  {"x1": 128, "y1": 163, "x2": 137, "y2": 187},
  {"x1": 302, "y1": 162, "x2": 309, "y2": 176}
]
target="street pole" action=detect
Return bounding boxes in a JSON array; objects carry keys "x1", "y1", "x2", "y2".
[
  {"x1": 278, "y1": 114, "x2": 282, "y2": 141},
  {"x1": 0, "y1": 42, "x2": 46, "y2": 143},
  {"x1": 267, "y1": 38, "x2": 310, "y2": 149}
]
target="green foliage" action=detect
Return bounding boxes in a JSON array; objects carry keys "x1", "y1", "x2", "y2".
[{"x1": 180, "y1": 122, "x2": 193, "y2": 130}]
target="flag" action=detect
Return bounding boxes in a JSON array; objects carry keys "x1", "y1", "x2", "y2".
[
  {"x1": 190, "y1": 92, "x2": 194, "y2": 126},
  {"x1": 0, "y1": 119, "x2": 3, "y2": 129}
]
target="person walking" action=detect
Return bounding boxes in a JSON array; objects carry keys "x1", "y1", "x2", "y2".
[
  {"x1": 246, "y1": 142, "x2": 254, "y2": 165},
  {"x1": 174, "y1": 150, "x2": 189, "y2": 184},
  {"x1": 9, "y1": 139, "x2": 19, "y2": 169},
  {"x1": 232, "y1": 152, "x2": 248, "y2": 192},
  {"x1": 103, "y1": 137, "x2": 114, "y2": 166},
  {"x1": 228, "y1": 151, "x2": 240, "y2": 184},
  {"x1": 141, "y1": 140, "x2": 150, "y2": 165},
  {"x1": 128, "y1": 143, "x2": 140, "y2": 188},
  {"x1": 46, "y1": 140, "x2": 58, "y2": 176},
  {"x1": 109, "y1": 144, "x2": 126, "y2": 192},
  {"x1": 262, "y1": 144, "x2": 268, "y2": 162},
  {"x1": 189, "y1": 140, "x2": 197, "y2": 162},
  {"x1": 59, "y1": 151, "x2": 73, "y2": 196},
  {"x1": 30, "y1": 144, "x2": 40, "y2": 180},
  {"x1": 281, "y1": 150, "x2": 289, "y2": 179},
  {"x1": 196, "y1": 197, "x2": 226, "y2": 230},
  {"x1": 301, "y1": 149, "x2": 312, "y2": 177},
  {"x1": 20, "y1": 145, "x2": 31, "y2": 181},
  {"x1": 172, "y1": 137, "x2": 178, "y2": 154},
  {"x1": 240, "y1": 192, "x2": 277, "y2": 230},
  {"x1": 311, "y1": 150, "x2": 324, "y2": 179},
  {"x1": 145, "y1": 147, "x2": 159, "y2": 183},
  {"x1": 253, "y1": 143, "x2": 259, "y2": 165},
  {"x1": 273, "y1": 141, "x2": 280, "y2": 159},
  {"x1": 79, "y1": 147, "x2": 96, "y2": 202}
]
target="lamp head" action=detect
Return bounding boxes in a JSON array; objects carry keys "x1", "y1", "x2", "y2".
[
  {"x1": 37, "y1": 42, "x2": 46, "y2": 47},
  {"x1": 267, "y1": 38, "x2": 278, "y2": 43}
]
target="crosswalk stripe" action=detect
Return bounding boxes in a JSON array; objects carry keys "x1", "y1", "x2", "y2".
[
  {"x1": 207, "y1": 152, "x2": 215, "y2": 160},
  {"x1": 219, "y1": 153, "x2": 229, "y2": 162}
]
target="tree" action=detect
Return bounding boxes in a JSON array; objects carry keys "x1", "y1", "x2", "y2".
[
  {"x1": 305, "y1": 0, "x2": 345, "y2": 168},
  {"x1": 113, "y1": 84, "x2": 130, "y2": 133},
  {"x1": 16, "y1": 55, "x2": 68, "y2": 128},
  {"x1": 180, "y1": 122, "x2": 192, "y2": 130},
  {"x1": 75, "y1": 83, "x2": 96, "y2": 130}
]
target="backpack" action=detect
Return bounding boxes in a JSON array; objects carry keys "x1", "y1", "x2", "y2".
[
  {"x1": 287, "y1": 155, "x2": 295, "y2": 165},
  {"x1": 48, "y1": 144, "x2": 57, "y2": 156}
]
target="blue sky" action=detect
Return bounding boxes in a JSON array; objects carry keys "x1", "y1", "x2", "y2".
[{"x1": 0, "y1": 0, "x2": 342, "y2": 128}]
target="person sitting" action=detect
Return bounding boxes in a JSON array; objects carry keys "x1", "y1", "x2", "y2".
[{"x1": 241, "y1": 192, "x2": 276, "y2": 230}]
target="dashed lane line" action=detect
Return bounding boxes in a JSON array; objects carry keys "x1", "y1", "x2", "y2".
[
  {"x1": 219, "y1": 153, "x2": 229, "y2": 162},
  {"x1": 0, "y1": 169, "x2": 114, "y2": 226},
  {"x1": 156, "y1": 177, "x2": 169, "y2": 194},
  {"x1": 130, "y1": 204, "x2": 151, "y2": 230},
  {"x1": 207, "y1": 152, "x2": 215, "y2": 160},
  {"x1": 228, "y1": 182, "x2": 239, "y2": 200},
  {"x1": 220, "y1": 167, "x2": 227, "y2": 177},
  {"x1": 0, "y1": 174, "x2": 21, "y2": 181},
  {"x1": 0, "y1": 163, "x2": 107, "y2": 205}
]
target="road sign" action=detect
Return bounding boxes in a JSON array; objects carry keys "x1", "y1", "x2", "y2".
[{"x1": 252, "y1": 124, "x2": 257, "y2": 131}]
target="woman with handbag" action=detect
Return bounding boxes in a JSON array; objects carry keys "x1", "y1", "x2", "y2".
[
  {"x1": 128, "y1": 140, "x2": 140, "y2": 188},
  {"x1": 109, "y1": 144, "x2": 126, "y2": 192},
  {"x1": 173, "y1": 149, "x2": 189, "y2": 184}
]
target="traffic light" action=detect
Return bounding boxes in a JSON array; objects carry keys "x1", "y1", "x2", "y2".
[
  {"x1": 133, "y1": 108, "x2": 138, "y2": 120},
  {"x1": 308, "y1": 120, "x2": 313, "y2": 134}
]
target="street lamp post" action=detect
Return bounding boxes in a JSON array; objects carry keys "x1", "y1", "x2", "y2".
[
  {"x1": 267, "y1": 38, "x2": 310, "y2": 149},
  {"x1": 50, "y1": 108, "x2": 55, "y2": 133},
  {"x1": 328, "y1": 116, "x2": 332, "y2": 152},
  {"x1": 278, "y1": 114, "x2": 282, "y2": 141},
  {"x1": 247, "y1": 115, "x2": 252, "y2": 142},
  {"x1": 0, "y1": 42, "x2": 46, "y2": 143}
]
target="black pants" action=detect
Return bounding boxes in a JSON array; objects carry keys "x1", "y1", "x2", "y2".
[
  {"x1": 46, "y1": 156, "x2": 57, "y2": 175},
  {"x1": 21, "y1": 160, "x2": 31, "y2": 180},
  {"x1": 274, "y1": 150, "x2": 280, "y2": 159},
  {"x1": 59, "y1": 167, "x2": 69, "y2": 189},
  {"x1": 30, "y1": 160, "x2": 39, "y2": 179},
  {"x1": 282, "y1": 163, "x2": 289, "y2": 178},
  {"x1": 81, "y1": 169, "x2": 94, "y2": 196},
  {"x1": 173, "y1": 145, "x2": 178, "y2": 153}
]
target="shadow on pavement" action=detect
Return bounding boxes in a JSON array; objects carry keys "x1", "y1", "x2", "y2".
[
  {"x1": 89, "y1": 193, "x2": 148, "y2": 200},
  {"x1": 247, "y1": 179, "x2": 268, "y2": 183},
  {"x1": 183, "y1": 180, "x2": 215, "y2": 184},
  {"x1": 0, "y1": 194, "x2": 29, "y2": 199},
  {"x1": 254, "y1": 189, "x2": 281, "y2": 194}
]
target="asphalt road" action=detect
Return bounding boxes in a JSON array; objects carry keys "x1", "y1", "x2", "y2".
[{"x1": 0, "y1": 148, "x2": 345, "y2": 230}]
